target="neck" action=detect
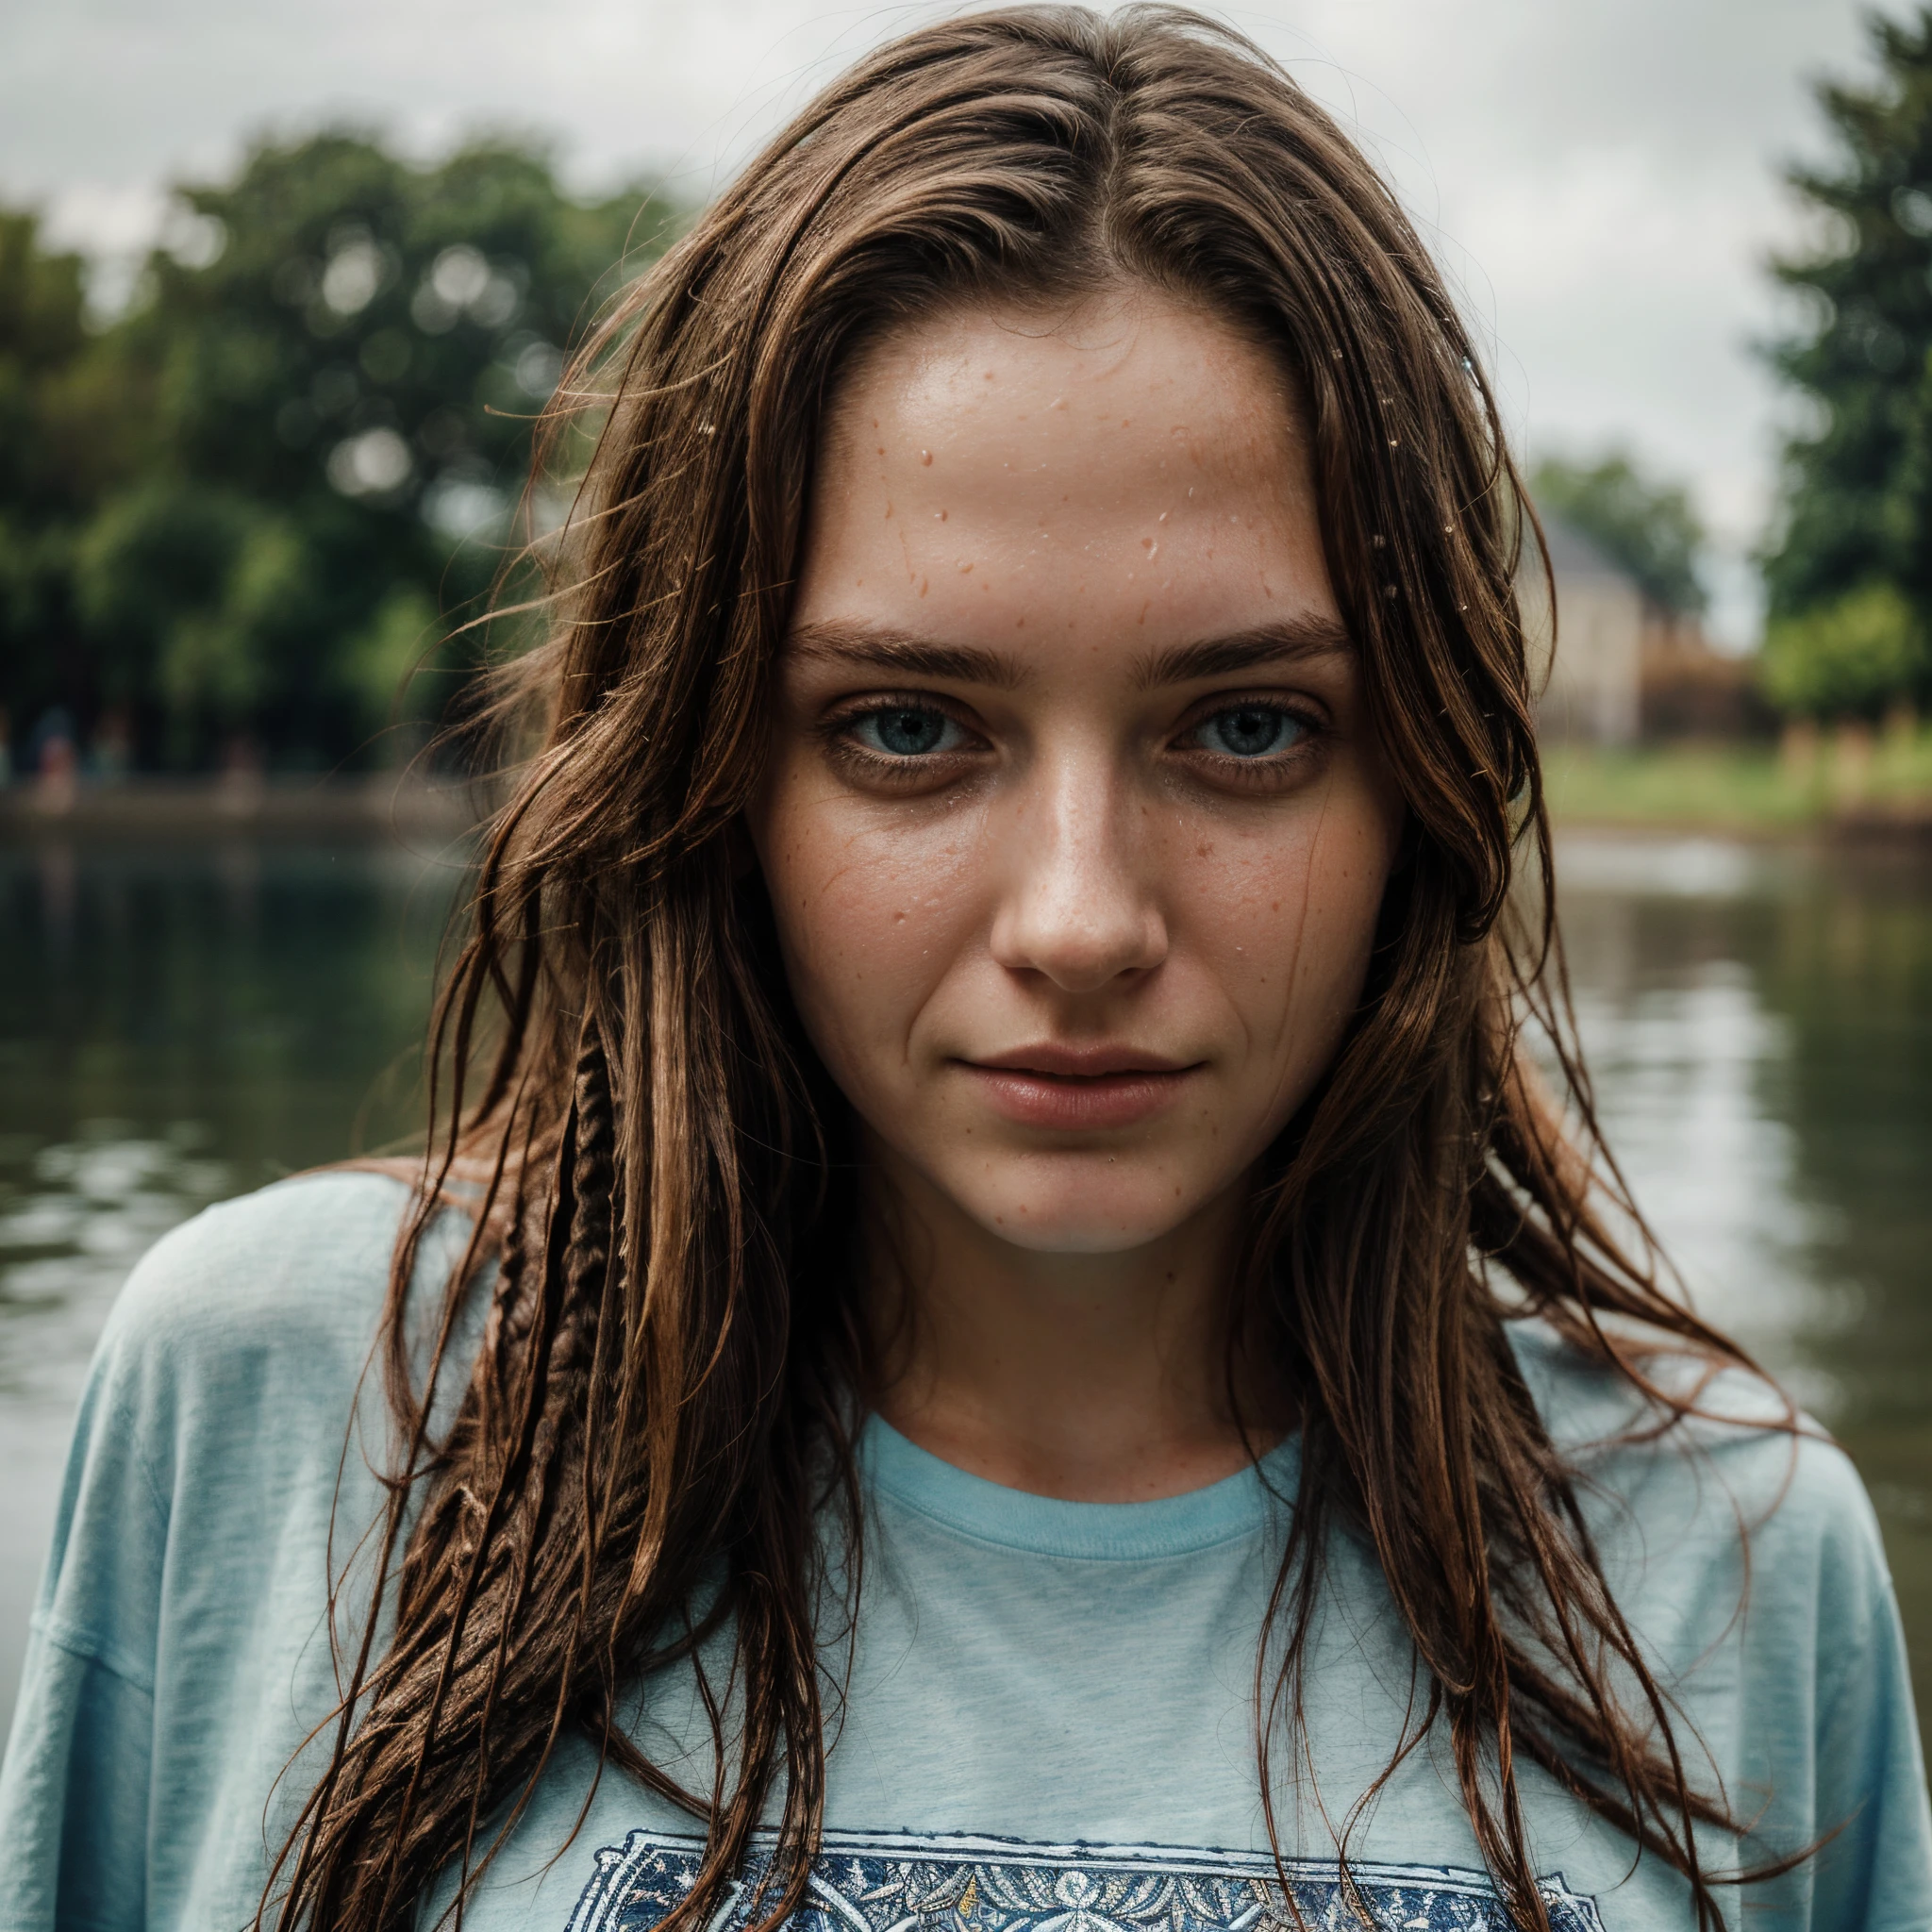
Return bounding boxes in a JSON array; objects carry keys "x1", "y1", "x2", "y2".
[{"x1": 862, "y1": 1146, "x2": 1283, "y2": 1503}]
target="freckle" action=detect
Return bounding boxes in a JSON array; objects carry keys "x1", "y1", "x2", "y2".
[
  {"x1": 1197, "y1": 842, "x2": 1211, "y2": 858},
  {"x1": 876, "y1": 447, "x2": 885, "y2": 457},
  {"x1": 1271, "y1": 900, "x2": 1280, "y2": 911},
  {"x1": 1141, "y1": 538, "x2": 1158, "y2": 557},
  {"x1": 920, "y1": 449, "x2": 933, "y2": 466},
  {"x1": 937, "y1": 508, "x2": 948, "y2": 521},
  {"x1": 1015, "y1": 616, "x2": 1025, "y2": 628},
  {"x1": 984, "y1": 369, "x2": 995, "y2": 380},
  {"x1": 958, "y1": 561, "x2": 973, "y2": 574},
  {"x1": 919, "y1": 577, "x2": 929, "y2": 596},
  {"x1": 884, "y1": 502, "x2": 893, "y2": 518}
]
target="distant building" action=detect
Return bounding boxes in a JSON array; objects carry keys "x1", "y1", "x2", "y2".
[{"x1": 1521, "y1": 513, "x2": 1644, "y2": 745}]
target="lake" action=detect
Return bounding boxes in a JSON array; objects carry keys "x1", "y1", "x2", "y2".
[{"x1": 2, "y1": 828, "x2": 1929, "y2": 1752}]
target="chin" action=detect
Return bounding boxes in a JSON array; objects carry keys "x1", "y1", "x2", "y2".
[{"x1": 950, "y1": 1163, "x2": 1209, "y2": 1255}]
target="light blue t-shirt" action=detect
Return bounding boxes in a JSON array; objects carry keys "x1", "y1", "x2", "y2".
[{"x1": 1, "y1": 1172, "x2": 1927, "y2": 1930}]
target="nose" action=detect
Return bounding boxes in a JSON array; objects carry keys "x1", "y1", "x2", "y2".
[{"x1": 988, "y1": 758, "x2": 1168, "y2": 993}]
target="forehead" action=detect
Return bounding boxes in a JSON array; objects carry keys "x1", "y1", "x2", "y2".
[
  {"x1": 795, "y1": 291, "x2": 1337, "y2": 665},
  {"x1": 822, "y1": 291, "x2": 1308, "y2": 522}
]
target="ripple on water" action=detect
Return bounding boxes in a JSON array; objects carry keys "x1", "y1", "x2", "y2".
[{"x1": 0, "y1": 1122, "x2": 236, "y2": 1403}]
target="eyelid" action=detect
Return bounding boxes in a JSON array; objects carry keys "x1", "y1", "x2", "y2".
[
  {"x1": 1170, "y1": 691, "x2": 1329, "y2": 745},
  {"x1": 821, "y1": 691, "x2": 991, "y2": 762},
  {"x1": 825, "y1": 689, "x2": 982, "y2": 726}
]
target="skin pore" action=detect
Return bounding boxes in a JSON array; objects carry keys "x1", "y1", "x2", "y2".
[{"x1": 747, "y1": 290, "x2": 1407, "y2": 1503}]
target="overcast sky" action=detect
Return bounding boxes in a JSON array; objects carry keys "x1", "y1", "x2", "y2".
[{"x1": 0, "y1": 0, "x2": 1883, "y2": 641}]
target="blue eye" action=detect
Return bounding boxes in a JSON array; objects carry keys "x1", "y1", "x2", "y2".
[
  {"x1": 1193, "y1": 705, "x2": 1304, "y2": 758},
  {"x1": 852, "y1": 707, "x2": 966, "y2": 757}
]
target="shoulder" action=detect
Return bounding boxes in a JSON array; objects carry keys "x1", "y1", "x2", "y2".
[
  {"x1": 91, "y1": 1169, "x2": 482, "y2": 1468},
  {"x1": 1505, "y1": 1315, "x2": 1878, "y2": 1581},
  {"x1": 101, "y1": 1167, "x2": 418, "y2": 1374}
]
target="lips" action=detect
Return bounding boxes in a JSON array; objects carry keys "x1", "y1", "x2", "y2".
[{"x1": 958, "y1": 1043, "x2": 1201, "y2": 1130}]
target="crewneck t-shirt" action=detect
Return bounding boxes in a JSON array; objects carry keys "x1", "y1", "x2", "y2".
[{"x1": 1, "y1": 1172, "x2": 1928, "y2": 1930}]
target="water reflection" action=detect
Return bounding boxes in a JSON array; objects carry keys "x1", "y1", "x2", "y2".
[
  {"x1": 0, "y1": 830, "x2": 1927, "y2": 1747},
  {"x1": 1557, "y1": 830, "x2": 1932, "y2": 1742},
  {"x1": 0, "y1": 1124, "x2": 233, "y2": 1400}
]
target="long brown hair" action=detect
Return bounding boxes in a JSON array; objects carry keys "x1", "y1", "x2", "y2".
[{"x1": 269, "y1": 9, "x2": 1778, "y2": 1928}]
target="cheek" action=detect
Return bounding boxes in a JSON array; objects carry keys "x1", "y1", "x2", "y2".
[
  {"x1": 754, "y1": 771, "x2": 986, "y2": 1078},
  {"x1": 1182, "y1": 809, "x2": 1392, "y2": 1070}
]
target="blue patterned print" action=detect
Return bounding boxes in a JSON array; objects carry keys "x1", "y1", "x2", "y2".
[{"x1": 563, "y1": 1828, "x2": 1606, "y2": 1932}]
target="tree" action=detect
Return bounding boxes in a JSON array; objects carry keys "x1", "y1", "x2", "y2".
[
  {"x1": 0, "y1": 211, "x2": 141, "y2": 753},
  {"x1": 1761, "y1": 582, "x2": 1927, "y2": 715},
  {"x1": 1528, "y1": 451, "x2": 1707, "y2": 616},
  {"x1": 3, "y1": 134, "x2": 676, "y2": 772},
  {"x1": 1762, "y1": 6, "x2": 1932, "y2": 715}
]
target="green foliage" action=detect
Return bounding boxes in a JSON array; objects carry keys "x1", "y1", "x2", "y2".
[
  {"x1": 1761, "y1": 582, "x2": 1928, "y2": 717},
  {"x1": 1529, "y1": 451, "x2": 1707, "y2": 615},
  {"x1": 1, "y1": 134, "x2": 675, "y2": 772},
  {"x1": 1761, "y1": 7, "x2": 1932, "y2": 711},
  {"x1": 0, "y1": 209, "x2": 136, "y2": 741}
]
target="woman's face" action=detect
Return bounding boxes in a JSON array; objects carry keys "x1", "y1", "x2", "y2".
[{"x1": 747, "y1": 291, "x2": 1406, "y2": 1256}]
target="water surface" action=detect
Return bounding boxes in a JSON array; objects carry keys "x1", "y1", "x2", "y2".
[{"x1": 2, "y1": 829, "x2": 1928, "y2": 1751}]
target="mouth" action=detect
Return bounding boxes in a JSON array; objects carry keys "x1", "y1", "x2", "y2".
[{"x1": 958, "y1": 1044, "x2": 1203, "y2": 1130}]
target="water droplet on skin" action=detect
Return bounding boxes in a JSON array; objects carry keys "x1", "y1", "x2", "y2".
[
  {"x1": 958, "y1": 561, "x2": 973, "y2": 574},
  {"x1": 1158, "y1": 511, "x2": 1169, "y2": 524},
  {"x1": 936, "y1": 508, "x2": 947, "y2": 521}
]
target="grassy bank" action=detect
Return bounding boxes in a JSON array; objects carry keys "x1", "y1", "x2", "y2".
[{"x1": 1543, "y1": 724, "x2": 1932, "y2": 836}]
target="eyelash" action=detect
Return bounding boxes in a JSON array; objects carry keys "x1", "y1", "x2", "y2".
[
  {"x1": 822, "y1": 696, "x2": 985, "y2": 780},
  {"x1": 822, "y1": 693, "x2": 1328, "y2": 788}
]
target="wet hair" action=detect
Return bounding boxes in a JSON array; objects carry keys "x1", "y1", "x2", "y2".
[{"x1": 268, "y1": 9, "x2": 1782, "y2": 1929}]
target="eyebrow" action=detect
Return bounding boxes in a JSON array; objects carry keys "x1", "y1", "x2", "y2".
[
  {"x1": 785, "y1": 620, "x2": 1028, "y2": 691},
  {"x1": 1131, "y1": 615, "x2": 1354, "y2": 691},
  {"x1": 782, "y1": 611, "x2": 1353, "y2": 692}
]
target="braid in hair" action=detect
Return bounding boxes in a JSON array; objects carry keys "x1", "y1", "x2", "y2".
[{"x1": 278, "y1": 1016, "x2": 634, "y2": 1924}]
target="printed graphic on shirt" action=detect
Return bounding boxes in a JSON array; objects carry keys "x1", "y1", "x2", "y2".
[{"x1": 563, "y1": 1827, "x2": 1607, "y2": 1932}]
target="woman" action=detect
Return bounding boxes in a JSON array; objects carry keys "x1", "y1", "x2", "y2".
[{"x1": 2, "y1": 9, "x2": 1925, "y2": 1930}]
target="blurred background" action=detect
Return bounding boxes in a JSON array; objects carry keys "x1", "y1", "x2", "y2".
[{"x1": 2, "y1": 0, "x2": 1929, "y2": 1762}]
